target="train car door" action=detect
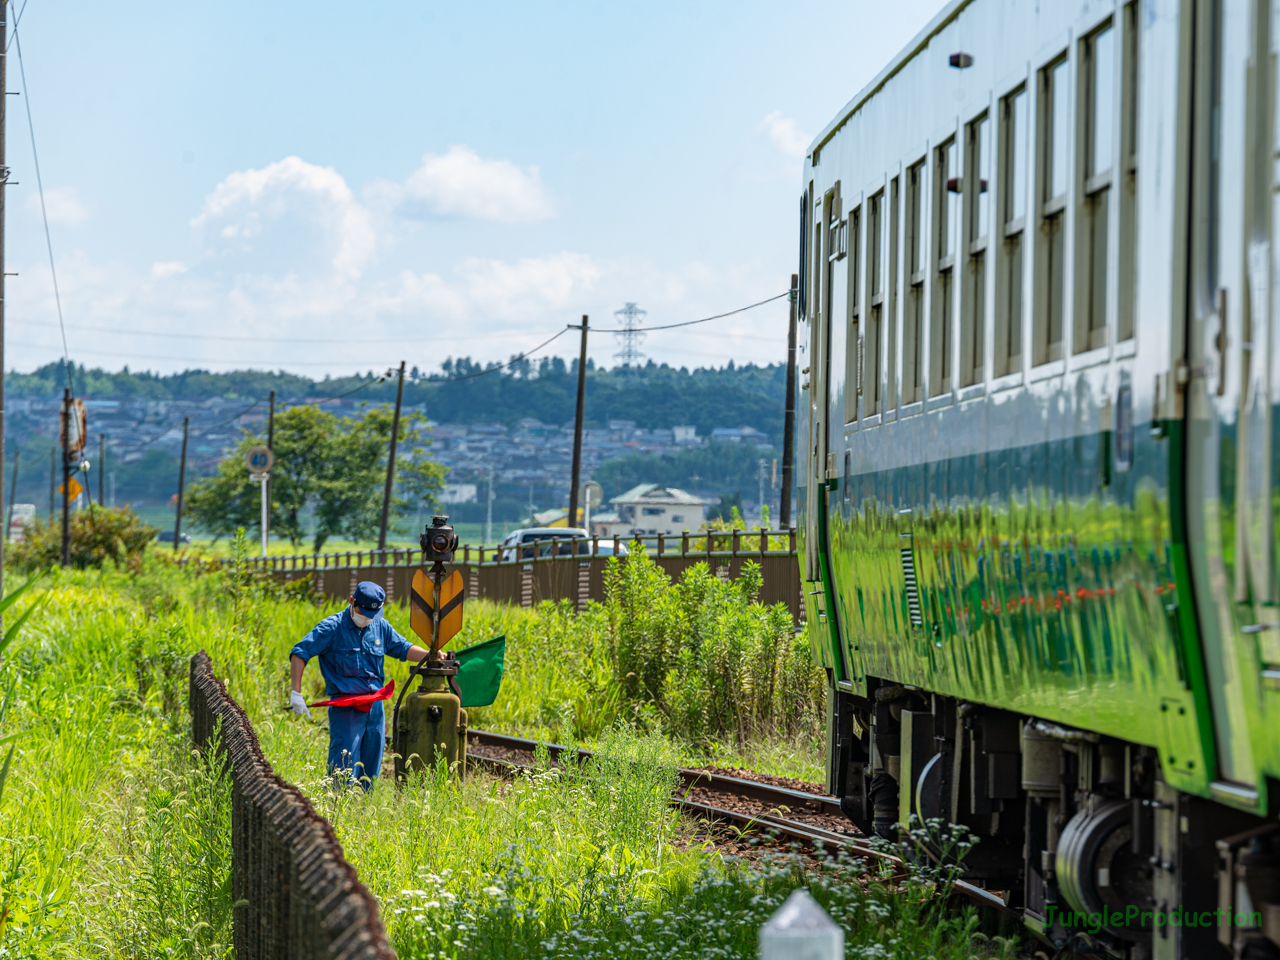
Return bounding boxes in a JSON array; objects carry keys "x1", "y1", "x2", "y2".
[
  {"x1": 813, "y1": 183, "x2": 852, "y2": 682},
  {"x1": 1181, "y1": 0, "x2": 1268, "y2": 791}
]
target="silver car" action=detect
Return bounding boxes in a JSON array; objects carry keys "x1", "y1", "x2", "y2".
[{"x1": 498, "y1": 527, "x2": 630, "y2": 562}]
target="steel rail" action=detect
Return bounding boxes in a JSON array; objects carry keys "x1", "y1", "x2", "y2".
[{"x1": 466, "y1": 728, "x2": 1013, "y2": 917}]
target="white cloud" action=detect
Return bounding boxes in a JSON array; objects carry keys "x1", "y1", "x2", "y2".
[
  {"x1": 30, "y1": 186, "x2": 89, "y2": 225},
  {"x1": 150, "y1": 260, "x2": 187, "y2": 278},
  {"x1": 380, "y1": 146, "x2": 554, "y2": 222},
  {"x1": 380, "y1": 251, "x2": 600, "y2": 322},
  {"x1": 191, "y1": 156, "x2": 375, "y2": 277},
  {"x1": 761, "y1": 111, "x2": 810, "y2": 158}
]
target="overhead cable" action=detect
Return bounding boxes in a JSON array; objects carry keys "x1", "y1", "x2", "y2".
[
  {"x1": 12, "y1": 16, "x2": 73, "y2": 392},
  {"x1": 416, "y1": 327, "x2": 570, "y2": 383},
  {"x1": 583, "y1": 292, "x2": 789, "y2": 333}
]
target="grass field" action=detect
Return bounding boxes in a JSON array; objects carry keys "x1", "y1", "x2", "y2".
[
  {"x1": 130, "y1": 503, "x2": 509, "y2": 557},
  {"x1": 0, "y1": 550, "x2": 1026, "y2": 959}
]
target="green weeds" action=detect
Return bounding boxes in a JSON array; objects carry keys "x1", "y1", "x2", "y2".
[
  {"x1": 0, "y1": 553, "x2": 1022, "y2": 959},
  {"x1": 0, "y1": 572, "x2": 233, "y2": 957}
]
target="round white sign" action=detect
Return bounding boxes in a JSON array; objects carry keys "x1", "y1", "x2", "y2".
[
  {"x1": 245, "y1": 446, "x2": 274, "y2": 475},
  {"x1": 580, "y1": 480, "x2": 604, "y2": 509}
]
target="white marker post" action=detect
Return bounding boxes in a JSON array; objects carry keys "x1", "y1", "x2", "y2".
[
  {"x1": 581, "y1": 480, "x2": 603, "y2": 535},
  {"x1": 758, "y1": 889, "x2": 843, "y2": 960},
  {"x1": 246, "y1": 445, "x2": 274, "y2": 558}
]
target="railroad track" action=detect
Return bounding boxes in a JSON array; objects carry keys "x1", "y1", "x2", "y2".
[{"x1": 466, "y1": 728, "x2": 1011, "y2": 917}]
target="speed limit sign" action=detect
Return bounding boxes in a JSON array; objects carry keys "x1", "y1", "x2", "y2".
[{"x1": 245, "y1": 446, "x2": 273, "y2": 478}]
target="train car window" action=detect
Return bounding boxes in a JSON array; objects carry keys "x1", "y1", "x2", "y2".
[
  {"x1": 886, "y1": 176, "x2": 900, "y2": 411},
  {"x1": 866, "y1": 191, "x2": 884, "y2": 414},
  {"x1": 1117, "y1": 2, "x2": 1138, "y2": 342},
  {"x1": 798, "y1": 190, "x2": 809, "y2": 321},
  {"x1": 843, "y1": 449, "x2": 853, "y2": 502},
  {"x1": 1114, "y1": 383, "x2": 1133, "y2": 472},
  {"x1": 845, "y1": 204, "x2": 862, "y2": 424},
  {"x1": 1010, "y1": 91, "x2": 1028, "y2": 222},
  {"x1": 1076, "y1": 24, "x2": 1115, "y2": 354},
  {"x1": 904, "y1": 160, "x2": 927, "y2": 405},
  {"x1": 1035, "y1": 57, "x2": 1070, "y2": 365},
  {"x1": 1050, "y1": 61, "x2": 1071, "y2": 199},
  {"x1": 961, "y1": 115, "x2": 990, "y2": 387},
  {"x1": 995, "y1": 89, "x2": 1027, "y2": 377},
  {"x1": 931, "y1": 139, "x2": 959, "y2": 396}
]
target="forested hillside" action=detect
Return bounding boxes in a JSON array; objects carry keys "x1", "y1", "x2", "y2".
[{"x1": 11, "y1": 357, "x2": 786, "y2": 436}]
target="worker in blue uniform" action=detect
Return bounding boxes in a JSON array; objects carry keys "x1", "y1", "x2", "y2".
[{"x1": 289, "y1": 581, "x2": 428, "y2": 787}]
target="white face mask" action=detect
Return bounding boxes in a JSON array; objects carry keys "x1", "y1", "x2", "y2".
[{"x1": 350, "y1": 607, "x2": 373, "y2": 628}]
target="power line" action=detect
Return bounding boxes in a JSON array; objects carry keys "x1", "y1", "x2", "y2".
[
  {"x1": 5, "y1": 0, "x2": 26, "y2": 52},
  {"x1": 6, "y1": 319, "x2": 524, "y2": 346},
  {"x1": 288, "y1": 375, "x2": 386, "y2": 406},
  {"x1": 12, "y1": 16, "x2": 72, "y2": 392},
  {"x1": 589, "y1": 292, "x2": 789, "y2": 332},
  {"x1": 10, "y1": 292, "x2": 788, "y2": 375},
  {"x1": 415, "y1": 328, "x2": 570, "y2": 383},
  {"x1": 5, "y1": 338, "x2": 404, "y2": 367},
  {"x1": 126, "y1": 372, "x2": 393, "y2": 449}
]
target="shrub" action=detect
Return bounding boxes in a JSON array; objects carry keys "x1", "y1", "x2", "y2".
[
  {"x1": 9, "y1": 505, "x2": 157, "y2": 571},
  {"x1": 604, "y1": 549, "x2": 825, "y2": 746}
]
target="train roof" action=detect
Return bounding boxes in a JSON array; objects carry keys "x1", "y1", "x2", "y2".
[{"x1": 808, "y1": 0, "x2": 971, "y2": 161}]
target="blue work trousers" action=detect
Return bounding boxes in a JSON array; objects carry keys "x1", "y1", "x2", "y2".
[{"x1": 327, "y1": 701, "x2": 386, "y2": 788}]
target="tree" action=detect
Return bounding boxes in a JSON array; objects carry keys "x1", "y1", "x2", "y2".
[{"x1": 183, "y1": 405, "x2": 446, "y2": 552}]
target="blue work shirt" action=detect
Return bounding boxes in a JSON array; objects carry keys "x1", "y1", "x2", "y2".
[{"x1": 290, "y1": 608, "x2": 414, "y2": 697}]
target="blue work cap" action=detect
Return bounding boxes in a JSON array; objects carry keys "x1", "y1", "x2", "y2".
[{"x1": 352, "y1": 581, "x2": 386, "y2": 620}]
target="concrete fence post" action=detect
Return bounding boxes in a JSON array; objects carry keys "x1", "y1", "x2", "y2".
[{"x1": 758, "y1": 889, "x2": 843, "y2": 960}]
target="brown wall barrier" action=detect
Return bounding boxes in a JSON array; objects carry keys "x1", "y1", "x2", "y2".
[
  {"x1": 215, "y1": 531, "x2": 804, "y2": 624},
  {"x1": 189, "y1": 651, "x2": 396, "y2": 960}
]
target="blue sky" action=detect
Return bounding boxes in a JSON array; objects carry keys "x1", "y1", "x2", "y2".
[{"x1": 5, "y1": 0, "x2": 940, "y2": 377}]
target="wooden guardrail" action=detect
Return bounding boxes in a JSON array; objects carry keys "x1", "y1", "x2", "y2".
[
  {"x1": 197, "y1": 531, "x2": 803, "y2": 622},
  {"x1": 189, "y1": 651, "x2": 395, "y2": 960}
]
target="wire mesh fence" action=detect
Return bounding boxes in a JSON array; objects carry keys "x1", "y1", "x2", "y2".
[{"x1": 189, "y1": 650, "x2": 396, "y2": 960}]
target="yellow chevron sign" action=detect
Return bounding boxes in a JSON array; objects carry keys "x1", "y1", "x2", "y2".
[{"x1": 410, "y1": 568, "x2": 464, "y2": 649}]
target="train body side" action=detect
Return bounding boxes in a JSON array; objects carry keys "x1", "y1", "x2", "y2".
[{"x1": 797, "y1": 0, "x2": 1280, "y2": 954}]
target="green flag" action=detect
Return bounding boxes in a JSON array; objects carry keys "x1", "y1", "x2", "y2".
[{"x1": 453, "y1": 635, "x2": 506, "y2": 708}]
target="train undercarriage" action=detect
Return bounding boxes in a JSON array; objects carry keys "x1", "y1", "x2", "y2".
[{"x1": 829, "y1": 675, "x2": 1280, "y2": 960}]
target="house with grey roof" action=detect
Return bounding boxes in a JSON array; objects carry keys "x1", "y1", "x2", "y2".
[{"x1": 600, "y1": 484, "x2": 709, "y2": 537}]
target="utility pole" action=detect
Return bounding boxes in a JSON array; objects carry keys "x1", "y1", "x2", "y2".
[
  {"x1": 4, "y1": 448, "x2": 16, "y2": 539},
  {"x1": 173, "y1": 417, "x2": 188, "y2": 551},
  {"x1": 484, "y1": 464, "x2": 494, "y2": 547},
  {"x1": 265, "y1": 389, "x2": 275, "y2": 548},
  {"x1": 60, "y1": 389, "x2": 70, "y2": 566},
  {"x1": 98, "y1": 434, "x2": 105, "y2": 506},
  {"x1": 378, "y1": 361, "x2": 406, "y2": 550},
  {"x1": 567, "y1": 315, "x2": 588, "y2": 528},
  {"x1": 47, "y1": 448, "x2": 53, "y2": 520},
  {"x1": 780, "y1": 273, "x2": 799, "y2": 529}
]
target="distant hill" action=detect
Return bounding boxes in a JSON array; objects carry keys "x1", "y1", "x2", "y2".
[{"x1": 10, "y1": 357, "x2": 787, "y2": 437}]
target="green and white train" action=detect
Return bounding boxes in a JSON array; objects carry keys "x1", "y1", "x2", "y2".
[{"x1": 798, "y1": 0, "x2": 1280, "y2": 956}]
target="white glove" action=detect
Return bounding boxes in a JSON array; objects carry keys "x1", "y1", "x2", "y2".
[{"x1": 289, "y1": 690, "x2": 311, "y2": 719}]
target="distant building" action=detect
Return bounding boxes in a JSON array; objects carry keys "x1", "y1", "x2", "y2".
[
  {"x1": 533, "y1": 506, "x2": 570, "y2": 527},
  {"x1": 440, "y1": 483, "x2": 478, "y2": 504},
  {"x1": 589, "y1": 511, "x2": 620, "y2": 537},
  {"x1": 672, "y1": 425, "x2": 698, "y2": 444},
  {"x1": 710, "y1": 426, "x2": 771, "y2": 447},
  {"x1": 603, "y1": 484, "x2": 709, "y2": 537}
]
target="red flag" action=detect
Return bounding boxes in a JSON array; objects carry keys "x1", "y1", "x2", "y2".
[{"x1": 309, "y1": 680, "x2": 395, "y2": 713}]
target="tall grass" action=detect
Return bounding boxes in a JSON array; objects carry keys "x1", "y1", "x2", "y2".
[
  {"x1": 372, "y1": 550, "x2": 827, "y2": 780},
  {"x1": 0, "y1": 565, "x2": 232, "y2": 957},
  {"x1": 0, "y1": 550, "x2": 1022, "y2": 959}
]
